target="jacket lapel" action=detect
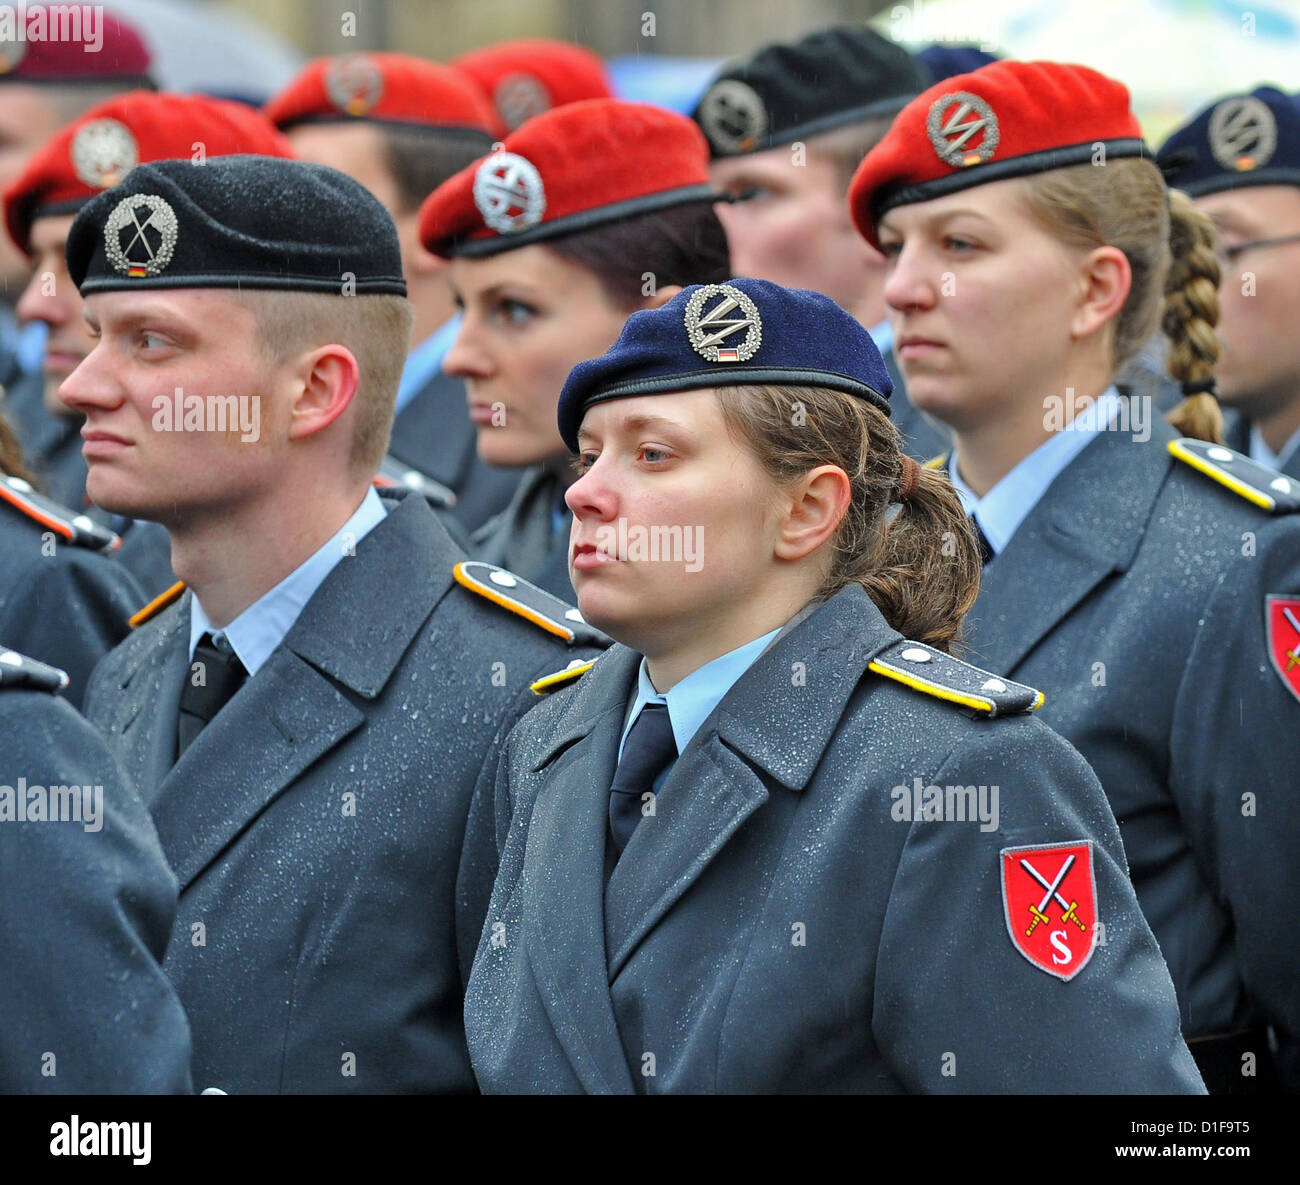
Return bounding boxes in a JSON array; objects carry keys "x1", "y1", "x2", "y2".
[
  {"x1": 603, "y1": 587, "x2": 898, "y2": 980},
  {"x1": 149, "y1": 493, "x2": 458, "y2": 891},
  {"x1": 963, "y1": 421, "x2": 1174, "y2": 674},
  {"x1": 522, "y1": 646, "x2": 642, "y2": 1093}
]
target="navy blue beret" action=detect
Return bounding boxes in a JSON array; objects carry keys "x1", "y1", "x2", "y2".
[
  {"x1": 691, "y1": 25, "x2": 924, "y2": 158},
  {"x1": 67, "y1": 155, "x2": 406, "y2": 296},
  {"x1": 557, "y1": 277, "x2": 893, "y2": 453},
  {"x1": 915, "y1": 45, "x2": 1000, "y2": 84},
  {"x1": 1158, "y1": 86, "x2": 1300, "y2": 197}
]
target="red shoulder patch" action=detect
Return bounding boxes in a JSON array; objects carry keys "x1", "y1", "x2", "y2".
[
  {"x1": 1266, "y1": 596, "x2": 1300, "y2": 705},
  {"x1": 1001, "y1": 842, "x2": 1097, "y2": 981}
]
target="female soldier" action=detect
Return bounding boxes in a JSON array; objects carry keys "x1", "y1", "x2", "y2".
[
  {"x1": 0, "y1": 413, "x2": 142, "y2": 707},
  {"x1": 849, "y1": 60, "x2": 1300, "y2": 1091},
  {"x1": 459, "y1": 277, "x2": 1202, "y2": 1093},
  {"x1": 418, "y1": 99, "x2": 730, "y2": 598}
]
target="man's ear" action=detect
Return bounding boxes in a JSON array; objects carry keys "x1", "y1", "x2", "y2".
[
  {"x1": 286, "y1": 344, "x2": 361, "y2": 442},
  {"x1": 772, "y1": 464, "x2": 851, "y2": 562},
  {"x1": 1071, "y1": 244, "x2": 1131, "y2": 342},
  {"x1": 644, "y1": 283, "x2": 683, "y2": 310}
]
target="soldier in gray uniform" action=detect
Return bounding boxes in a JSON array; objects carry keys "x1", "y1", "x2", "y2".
[
  {"x1": 851, "y1": 59, "x2": 1300, "y2": 1090},
  {"x1": 1160, "y1": 86, "x2": 1300, "y2": 481},
  {"x1": 419, "y1": 98, "x2": 731, "y2": 600},
  {"x1": 462, "y1": 278, "x2": 1203, "y2": 1094},
  {"x1": 1, "y1": 420, "x2": 142, "y2": 707},
  {"x1": 65, "y1": 156, "x2": 604, "y2": 1093},
  {"x1": 0, "y1": 647, "x2": 191, "y2": 1093}
]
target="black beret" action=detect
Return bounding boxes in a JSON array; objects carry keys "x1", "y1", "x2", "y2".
[
  {"x1": 691, "y1": 25, "x2": 925, "y2": 158},
  {"x1": 66, "y1": 155, "x2": 406, "y2": 296},
  {"x1": 557, "y1": 277, "x2": 893, "y2": 453},
  {"x1": 1158, "y1": 86, "x2": 1300, "y2": 198}
]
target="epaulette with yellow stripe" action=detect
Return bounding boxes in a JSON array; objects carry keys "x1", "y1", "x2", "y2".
[
  {"x1": 453, "y1": 561, "x2": 611, "y2": 648},
  {"x1": 129, "y1": 580, "x2": 187, "y2": 629},
  {"x1": 870, "y1": 639, "x2": 1043, "y2": 717},
  {"x1": 1168, "y1": 438, "x2": 1300, "y2": 513},
  {"x1": 0, "y1": 474, "x2": 120, "y2": 552},
  {"x1": 530, "y1": 658, "x2": 597, "y2": 695}
]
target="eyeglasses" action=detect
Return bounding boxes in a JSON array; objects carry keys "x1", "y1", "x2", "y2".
[{"x1": 1214, "y1": 231, "x2": 1300, "y2": 266}]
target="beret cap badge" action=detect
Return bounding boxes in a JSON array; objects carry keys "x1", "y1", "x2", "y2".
[
  {"x1": 71, "y1": 118, "x2": 139, "y2": 190},
  {"x1": 696, "y1": 79, "x2": 769, "y2": 155},
  {"x1": 494, "y1": 72, "x2": 551, "y2": 130},
  {"x1": 684, "y1": 283, "x2": 763, "y2": 363},
  {"x1": 325, "y1": 54, "x2": 385, "y2": 117},
  {"x1": 926, "y1": 90, "x2": 1000, "y2": 168},
  {"x1": 472, "y1": 150, "x2": 546, "y2": 233},
  {"x1": 103, "y1": 193, "x2": 179, "y2": 279},
  {"x1": 1208, "y1": 95, "x2": 1277, "y2": 172}
]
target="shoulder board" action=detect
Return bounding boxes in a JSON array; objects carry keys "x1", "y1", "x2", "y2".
[
  {"x1": 453, "y1": 561, "x2": 611, "y2": 648},
  {"x1": 922, "y1": 453, "x2": 949, "y2": 471},
  {"x1": 0, "y1": 647, "x2": 69, "y2": 693},
  {"x1": 129, "y1": 579, "x2": 187, "y2": 629},
  {"x1": 374, "y1": 455, "x2": 457, "y2": 510},
  {"x1": 1168, "y1": 438, "x2": 1300, "y2": 514},
  {"x1": 530, "y1": 658, "x2": 597, "y2": 696},
  {"x1": 869, "y1": 639, "x2": 1044, "y2": 717},
  {"x1": 0, "y1": 474, "x2": 120, "y2": 552}
]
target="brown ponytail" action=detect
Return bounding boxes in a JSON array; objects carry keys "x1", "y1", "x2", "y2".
[
  {"x1": 0, "y1": 408, "x2": 36, "y2": 485},
  {"x1": 1162, "y1": 188, "x2": 1223, "y2": 442},
  {"x1": 717, "y1": 384, "x2": 981, "y2": 654}
]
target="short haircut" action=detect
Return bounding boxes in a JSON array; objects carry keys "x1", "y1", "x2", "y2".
[
  {"x1": 379, "y1": 125, "x2": 493, "y2": 213},
  {"x1": 233, "y1": 289, "x2": 414, "y2": 475}
]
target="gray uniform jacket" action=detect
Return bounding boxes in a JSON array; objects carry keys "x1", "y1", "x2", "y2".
[
  {"x1": 463, "y1": 584, "x2": 1204, "y2": 1093},
  {"x1": 0, "y1": 650, "x2": 192, "y2": 1093},
  {"x1": 959, "y1": 416, "x2": 1300, "y2": 1088},
  {"x1": 82, "y1": 491, "x2": 600, "y2": 1093},
  {"x1": 471, "y1": 464, "x2": 574, "y2": 601},
  {"x1": 0, "y1": 480, "x2": 143, "y2": 708},
  {"x1": 388, "y1": 369, "x2": 520, "y2": 534}
]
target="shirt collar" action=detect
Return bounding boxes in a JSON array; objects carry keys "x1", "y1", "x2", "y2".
[
  {"x1": 948, "y1": 386, "x2": 1121, "y2": 556},
  {"x1": 189, "y1": 486, "x2": 387, "y2": 675},
  {"x1": 868, "y1": 318, "x2": 893, "y2": 358},
  {"x1": 619, "y1": 625, "x2": 783, "y2": 761},
  {"x1": 395, "y1": 314, "x2": 462, "y2": 414},
  {"x1": 1249, "y1": 420, "x2": 1300, "y2": 471}
]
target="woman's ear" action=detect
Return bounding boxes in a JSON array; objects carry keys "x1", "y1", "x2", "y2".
[
  {"x1": 773, "y1": 464, "x2": 851, "y2": 562},
  {"x1": 1071, "y1": 244, "x2": 1131, "y2": 342}
]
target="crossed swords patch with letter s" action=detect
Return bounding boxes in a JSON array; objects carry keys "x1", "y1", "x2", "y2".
[
  {"x1": 1000, "y1": 841, "x2": 1096, "y2": 981},
  {"x1": 1266, "y1": 596, "x2": 1300, "y2": 704}
]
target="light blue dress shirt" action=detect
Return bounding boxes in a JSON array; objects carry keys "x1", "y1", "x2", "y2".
[
  {"x1": 1250, "y1": 421, "x2": 1300, "y2": 473},
  {"x1": 394, "y1": 315, "x2": 461, "y2": 415},
  {"x1": 868, "y1": 318, "x2": 893, "y2": 358},
  {"x1": 189, "y1": 486, "x2": 387, "y2": 674},
  {"x1": 948, "y1": 387, "x2": 1122, "y2": 557},
  {"x1": 617, "y1": 626, "x2": 782, "y2": 793}
]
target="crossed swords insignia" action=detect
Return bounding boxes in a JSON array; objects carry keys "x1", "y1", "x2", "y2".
[
  {"x1": 1283, "y1": 606, "x2": 1300, "y2": 671},
  {"x1": 1020, "y1": 853, "x2": 1088, "y2": 938},
  {"x1": 103, "y1": 193, "x2": 178, "y2": 278},
  {"x1": 683, "y1": 283, "x2": 762, "y2": 363}
]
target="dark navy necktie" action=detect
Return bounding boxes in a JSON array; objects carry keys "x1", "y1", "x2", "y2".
[
  {"x1": 177, "y1": 632, "x2": 247, "y2": 758},
  {"x1": 970, "y1": 514, "x2": 995, "y2": 566},
  {"x1": 609, "y1": 702, "x2": 677, "y2": 855}
]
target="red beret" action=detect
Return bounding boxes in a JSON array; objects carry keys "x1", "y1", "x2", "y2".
[
  {"x1": 418, "y1": 98, "x2": 714, "y2": 259},
  {"x1": 264, "y1": 52, "x2": 498, "y2": 138},
  {"x1": 451, "y1": 39, "x2": 612, "y2": 132},
  {"x1": 849, "y1": 60, "x2": 1147, "y2": 248},
  {"x1": 0, "y1": 7, "x2": 152, "y2": 84},
  {"x1": 4, "y1": 91, "x2": 293, "y2": 254}
]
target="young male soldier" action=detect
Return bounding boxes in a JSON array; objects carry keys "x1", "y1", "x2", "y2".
[
  {"x1": 1161, "y1": 86, "x2": 1300, "y2": 479},
  {"x1": 3, "y1": 91, "x2": 293, "y2": 596},
  {"x1": 265, "y1": 53, "x2": 518, "y2": 532},
  {"x1": 0, "y1": 7, "x2": 155, "y2": 505},
  {"x1": 692, "y1": 26, "x2": 948, "y2": 461},
  {"x1": 66, "y1": 156, "x2": 605, "y2": 1093}
]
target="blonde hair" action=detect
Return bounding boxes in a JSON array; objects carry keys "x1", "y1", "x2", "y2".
[
  {"x1": 717, "y1": 384, "x2": 982, "y2": 653},
  {"x1": 1018, "y1": 159, "x2": 1223, "y2": 442},
  {"x1": 234, "y1": 290, "x2": 414, "y2": 474}
]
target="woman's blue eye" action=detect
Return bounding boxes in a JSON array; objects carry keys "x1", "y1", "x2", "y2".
[
  {"x1": 640, "y1": 447, "x2": 670, "y2": 464},
  {"x1": 501, "y1": 299, "x2": 536, "y2": 326}
]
